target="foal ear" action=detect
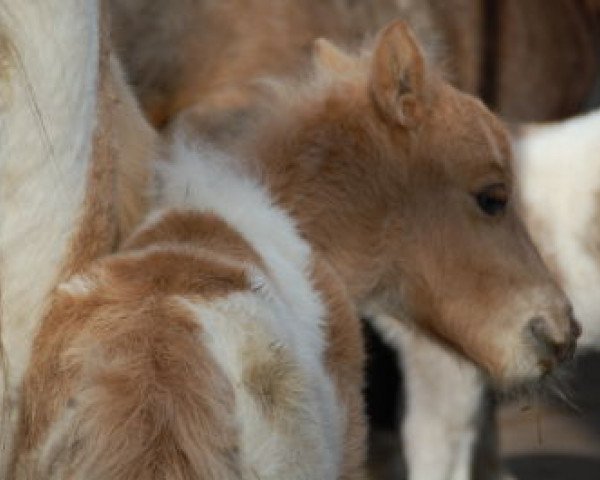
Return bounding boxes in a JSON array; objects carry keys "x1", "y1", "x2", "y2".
[
  {"x1": 313, "y1": 38, "x2": 355, "y2": 74},
  {"x1": 370, "y1": 20, "x2": 427, "y2": 128}
]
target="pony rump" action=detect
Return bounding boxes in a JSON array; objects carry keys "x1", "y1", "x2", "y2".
[{"x1": 20, "y1": 289, "x2": 241, "y2": 480}]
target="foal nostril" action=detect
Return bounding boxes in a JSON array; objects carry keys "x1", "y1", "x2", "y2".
[
  {"x1": 527, "y1": 316, "x2": 552, "y2": 357},
  {"x1": 526, "y1": 316, "x2": 575, "y2": 367},
  {"x1": 553, "y1": 333, "x2": 576, "y2": 362},
  {"x1": 527, "y1": 316, "x2": 549, "y2": 346},
  {"x1": 570, "y1": 317, "x2": 582, "y2": 340}
]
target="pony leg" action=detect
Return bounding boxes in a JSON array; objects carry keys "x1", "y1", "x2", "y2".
[
  {"x1": 398, "y1": 328, "x2": 483, "y2": 480},
  {"x1": 396, "y1": 325, "x2": 519, "y2": 480}
]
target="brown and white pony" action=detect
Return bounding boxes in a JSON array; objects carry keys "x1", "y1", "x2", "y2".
[
  {"x1": 0, "y1": 2, "x2": 365, "y2": 478},
  {"x1": 114, "y1": 0, "x2": 577, "y2": 383},
  {"x1": 163, "y1": 16, "x2": 585, "y2": 480}
]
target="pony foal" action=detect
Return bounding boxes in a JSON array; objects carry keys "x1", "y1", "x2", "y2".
[{"x1": 215, "y1": 21, "x2": 580, "y2": 386}]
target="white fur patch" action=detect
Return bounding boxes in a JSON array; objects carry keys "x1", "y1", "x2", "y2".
[
  {"x1": 383, "y1": 317, "x2": 484, "y2": 480},
  {"x1": 154, "y1": 139, "x2": 327, "y2": 368},
  {"x1": 0, "y1": 0, "x2": 99, "y2": 472},
  {"x1": 178, "y1": 290, "x2": 343, "y2": 479},
  {"x1": 147, "y1": 138, "x2": 345, "y2": 475},
  {"x1": 58, "y1": 275, "x2": 96, "y2": 297},
  {"x1": 516, "y1": 110, "x2": 600, "y2": 348}
]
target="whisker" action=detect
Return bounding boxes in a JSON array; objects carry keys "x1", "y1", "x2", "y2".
[{"x1": 535, "y1": 397, "x2": 543, "y2": 445}]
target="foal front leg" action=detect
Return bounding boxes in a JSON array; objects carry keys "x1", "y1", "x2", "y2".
[
  {"x1": 398, "y1": 328, "x2": 483, "y2": 480},
  {"x1": 378, "y1": 318, "x2": 515, "y2": 480}
]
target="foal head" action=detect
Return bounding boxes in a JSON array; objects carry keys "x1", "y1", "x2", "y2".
[{"x1": 246, "y1": 21, "x2": 579, "y2": 386}]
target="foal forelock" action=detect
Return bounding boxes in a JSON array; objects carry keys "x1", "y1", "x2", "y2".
[{"x1": 476, "y1": 115, "x2": 506, "y2": 169}]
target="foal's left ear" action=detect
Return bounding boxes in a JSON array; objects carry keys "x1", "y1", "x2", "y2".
[
  {"x1": 370, "y1": 20, "x2": 428, "y2": 128},
  {"x1": 313, "y1": 38, "x2": 355, "y2": 74}
]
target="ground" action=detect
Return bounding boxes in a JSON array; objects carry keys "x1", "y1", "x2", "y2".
[{"x1": 501, "y1": 352, "x2": 600, "y2": 480}]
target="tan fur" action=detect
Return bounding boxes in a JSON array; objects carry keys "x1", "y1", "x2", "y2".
[
  {"x1": 227, "y1": 21, "x2": 578, "y2": 383},
  {"x1": 312, "y1": 257, "x2": 366, "y2": 480},
  {"x1": 124, "y1": 210, "x2": 265, "y2": 269},
  {"x1": 2, "y1": 5, "x2": 164, "y2": 477},
  {"x1": 5, "y1": 4, "x2": 367, "y2": 477},
  {"x1": 61, "y1": 28, "x2": 118, "y2": 278},
  {"x1": 111, "y1": 56, "x2": 157, "y2": 242},
  {"x1": 64, "y1": 12, "x2": 157, "y2": 279},
  {"x1": 16, "y1": 248, "x2": 245, "y2": 479}
]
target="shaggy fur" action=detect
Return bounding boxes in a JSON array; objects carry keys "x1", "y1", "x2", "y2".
[
  {"x1": 13, "y1": 142, "x2": 366, "y2": 478},
  {"x1": 219, "y1": 22, "x2": 579, "y2": 386},
  {"x1": 2, "y1": 2, "x2": 366, "y2": 477}
]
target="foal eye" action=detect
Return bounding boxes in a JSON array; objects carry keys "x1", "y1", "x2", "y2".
[{"x1": 475, "y1": 183, "x2": 508, "y2": 216}]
